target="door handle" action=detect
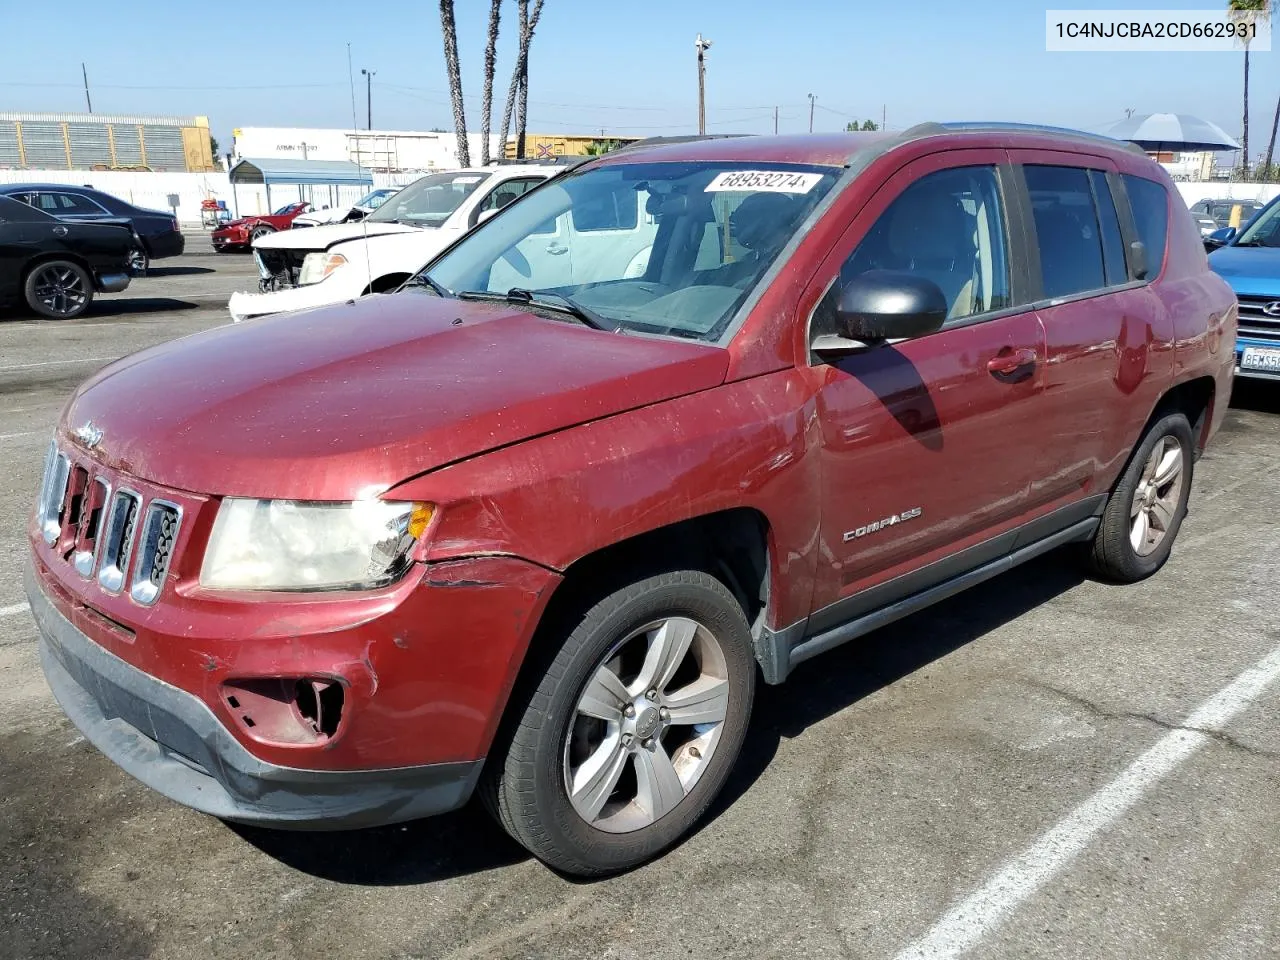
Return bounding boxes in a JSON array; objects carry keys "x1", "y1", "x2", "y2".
[
  {"x1": 987, "y1": 346, "x2": 1037, "y2": 379},
  {"x1": 52, "y1": 225, "x2": 68, "y2": 237},
  {"x1": 546, "y1": 242, "x2": 568, "y2": 255}
]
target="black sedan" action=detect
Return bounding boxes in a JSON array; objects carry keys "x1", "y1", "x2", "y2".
[
  {"x1": 0, "y1": 183, "x2": 184, "y2": 271},
  {"x1": 0, "y1": 195, "x2": 134, "y2": 320}
]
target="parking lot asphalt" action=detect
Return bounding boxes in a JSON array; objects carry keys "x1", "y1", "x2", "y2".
[{"x1": 1, "y1": 248, "x2": 1278, "y2": 960}]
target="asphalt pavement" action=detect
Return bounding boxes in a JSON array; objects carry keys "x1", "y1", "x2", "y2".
[{"x1": 0, "y1": 247, "x2": 1277, "y2": 960}]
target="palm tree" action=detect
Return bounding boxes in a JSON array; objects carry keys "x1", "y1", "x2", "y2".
[
  {"x1": 439, "y1": 0, "x2": 470, "y2": 168},
  {"x1": 480, "y1": 0, "x2": 503, "y2": 165},
  {"x1": 1228, "y1": 0, "x2": 1270, "y2": 177},
  {"x1": 498, "y1": 0, "x2": 545, "y2": 159},
  {"x1": 1262, "y1": 96, "x2": 1280, "y2": 180}
]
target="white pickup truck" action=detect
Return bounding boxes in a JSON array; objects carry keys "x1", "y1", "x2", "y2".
[{"x1": 228, "y1": 164, "x2": 659, "y2": 323}]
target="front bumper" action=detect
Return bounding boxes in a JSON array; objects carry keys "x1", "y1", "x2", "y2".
[
  {"x1": 1235, "y1": 336, "x2": 1280, "y2": 381},
  {"x1": 212, "y1": 233, "x2": 247, "y2": 250},
  {"x1": 229, "y1": 280, "x2": 357, "y2": 322},
  {"x1": 28, "y1": 564, "x2": 482, "y2": 829}
]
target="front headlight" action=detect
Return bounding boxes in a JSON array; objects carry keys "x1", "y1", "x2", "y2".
[
  {"x1": 298, "y1": 252, "x2": 348, "y2": 285},
  {"x1": 200, "y1": 499, "x2": 434, "y2": 591}
]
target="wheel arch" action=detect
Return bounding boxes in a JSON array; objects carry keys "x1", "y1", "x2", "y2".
[
  {"x1": 365, "y1": 272, "x2": 412, "y2": 295},
  {"x1": 1151, "y1": 374, "x2": 1216, "y2": 456},
  {"x1": 21, "y1": 252, "x2": 96, "y2": 288}
]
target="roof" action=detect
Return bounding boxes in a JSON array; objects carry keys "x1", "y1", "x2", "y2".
[
  {"x1": 0, "y1": 111, "x2": 199, "y2": 126},
  {"x1": 229, "y1": 158, "x2": 374, "y2": 187},
  {"x1": 591, "y1": 123, "x2": 1148, "y2": 169}
]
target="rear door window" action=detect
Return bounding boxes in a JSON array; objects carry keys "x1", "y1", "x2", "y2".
[
  {"x1": 1024, "y1": 165, "x2": 1106, "y2": 298},
  {"x1": 571, "y1": 180, "x2": 639, "y2": 232},
  {"x1": 1121, "y1": 174, "x2": 1169, "y2": 276}
]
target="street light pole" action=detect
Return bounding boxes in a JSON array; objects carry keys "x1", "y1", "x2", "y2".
[
  {"x1": 361, "y1": 68, "x2": 376, "y2": 130},
  {"x1": 695, "y1": 34, "x2": 713, "y2": 135},
  {"x1": 808, "y1": 93, "x2": 816, "y2": 133}
]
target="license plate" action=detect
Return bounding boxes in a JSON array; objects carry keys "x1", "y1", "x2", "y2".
[{"x1": 1241, "y1": 346, "x2": 1280, "y2": 371}]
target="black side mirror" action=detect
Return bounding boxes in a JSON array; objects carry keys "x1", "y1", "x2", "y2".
[
  {"x1": 815, "y1": 270, "x2": 947, "y2": 358},
  {"x1": 1204, "y1": 226, "x2": 1235, "y2": 252},
  {"x1": 1129, "y1": 240, "x2": 1148, "y2": 280}
]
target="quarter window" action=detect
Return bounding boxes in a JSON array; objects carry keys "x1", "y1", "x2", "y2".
[
  {"x1": 1089, "y1": 171, "x2": 1128, "y2": 285},
  {"x1": 1121, "y1": 174, "x2": 1170, "y2": 274},
  {"x1": 814, "y1": 165, "x2": 1011, "y2": 332},
  {"x1": 47, "y1": 192, "x2": 107, "y2": 215},
  {"x1": 1025, "y1": 165, "x2": 1108, "y2": 298}
]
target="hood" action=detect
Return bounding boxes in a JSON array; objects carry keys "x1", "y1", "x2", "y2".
[
  {"x1": 62, "y1": 296, "x2": 729, "y2": 500},
  {"x1": 216, "y1": 218, "x2": 250, "y2": 230},
  {"x1": 293, "y1": 206, "x2": 354, "y2": 227},
  {"x1": 255, "y1": 219, "x2": 421, "y2": 251},
  {"x1": 1208, "y1": 245, "x2": 1280, "y2": 296}
]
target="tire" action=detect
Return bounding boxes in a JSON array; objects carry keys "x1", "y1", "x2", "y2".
[
  {"x1": 128, "y1": 247, "x2": 149, "y2": 275},
  {"x1": 24, "y1": 260, "x2": 94, "y2": 320},
  {"x1": 250, "y1": 225, "x2": 275, "y2": 243},
  {"x1": 484, "y1": 570, "x2": 756, "y2": 876},
  {"x1": 1085, "y1": 411, "x2": 1194, "y2": 582}
]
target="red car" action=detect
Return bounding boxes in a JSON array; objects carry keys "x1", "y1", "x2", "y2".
[
  {"x1": 28, "y1": 126, "x2": 1235, "y2": 876},
  {"x1": 211, "y1": 202, "x2": 312, "y2": 252}
]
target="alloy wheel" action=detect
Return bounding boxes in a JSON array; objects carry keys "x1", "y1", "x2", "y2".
[
  {"x1": 563, "y1": 616, "x2": 729, "y2": 833},
  {"x1": 1130, "y1": 435, "x2": 1185, "y2": 556},
  {"x1": 31, "y1": 265, "x2": 88, "y2": 317}
]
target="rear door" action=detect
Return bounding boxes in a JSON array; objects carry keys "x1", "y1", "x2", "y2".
[
  {"x1": 1009, "y1": 151, "x2": 1168, "y2": 499},
  {"x1": 566, "y1": 179, "x2": 658, "y2": 283},
  {"x1": 805, "y1": 150, "x2": 1057, "y2": 619}
]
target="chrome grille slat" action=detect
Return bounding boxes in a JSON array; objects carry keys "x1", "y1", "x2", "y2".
[
  {"x1": 97, "y1": 489, "x2": 142, "y2": 594},
  {"x1": 73, "y1": 476, "x2": 111, "y2": 577},
  {"x1": 128, "y1": 501, "x2": 182, "y2": 606},
  {"x1": 38, "y1": 452, "x2": 70, "y2": 545},
  {"x1": 1234, "y1": 297, "x2": 1280, "y2": 341}
]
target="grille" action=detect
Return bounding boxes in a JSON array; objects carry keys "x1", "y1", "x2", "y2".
[
  {"x1": 35, "y1": 442, "x2": 182, "y2": 605},
  {"x1": 1236, "y1": 295, "x2": 1280, "y2": 342}
]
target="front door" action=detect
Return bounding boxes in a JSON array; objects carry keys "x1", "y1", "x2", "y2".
[{"x1": 805, "y1": 152, "x2": 1056, "y2": 622}]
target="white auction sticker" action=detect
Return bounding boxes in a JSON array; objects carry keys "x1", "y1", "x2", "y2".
[
  {"x1": 453, "y1": 175, "x2": 483, "y2": 183},
  {"x1": 705, "y1": 171, "x2": 823, "y2": 194}
]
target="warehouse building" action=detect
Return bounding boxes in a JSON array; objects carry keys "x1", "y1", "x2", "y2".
[{"x1": 0, "y1": 112, "x2": 217, "y2": 172}]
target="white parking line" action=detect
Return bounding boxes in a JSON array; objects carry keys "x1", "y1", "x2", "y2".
[
  {"x1": 0, "y1": 431, "x2": 37, "y2": 442},
  {"x1": 0, "y1": 356, "x2": 120, "y2": 372},
  {"x1": 0, "y1": 602, "x2": 30, "y2": 618},
  {"x1": 895, "y1": 642, "x2": 1280, "y2": 960}
]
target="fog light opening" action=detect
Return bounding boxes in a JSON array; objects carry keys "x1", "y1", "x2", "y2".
[{"x1": 294, "y1": 679, "x2": 344, "y2": 739}]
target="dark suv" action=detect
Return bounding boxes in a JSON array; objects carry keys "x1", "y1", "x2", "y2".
[{"x1": 26, "y1": 124, "x2": 1236, "y2": 876}]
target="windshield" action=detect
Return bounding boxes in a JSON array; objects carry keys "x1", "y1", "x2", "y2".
[
  {"x1": 273, "y1": 203, "x2": 303, "y2": 216},
  {"x1": 423, "y1": 160, "x2": 839, "y2": 341},
  {"x1": 1234, "y1": 198, "x2": 1280, "y2": 246},
  {"x1": 366, "y1": 171, "x2": 486, "y2": 226}
]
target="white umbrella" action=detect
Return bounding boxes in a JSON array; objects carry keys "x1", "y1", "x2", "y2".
[{"x1": 1094, "y1": 113, "x2": 1240, "y2": 152}]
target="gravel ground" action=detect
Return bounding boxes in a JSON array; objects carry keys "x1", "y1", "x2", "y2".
[{"x1": 1, "y1": 248, "x2": 1277, "y2": 959}]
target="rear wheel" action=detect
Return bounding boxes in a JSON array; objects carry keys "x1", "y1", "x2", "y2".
[
  {"x1": 1085, "y1": 411, "x2": 1193, "y2": 582},
  {"x1": 24, "y1": 261, "x2": 94, "y2": 320},
  {"x1": 485, "y1": 570, "x2": 755, "y2": 876}
]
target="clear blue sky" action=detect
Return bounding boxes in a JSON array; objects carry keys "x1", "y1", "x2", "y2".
[{"x1": 2, "y1": 0, "x2": 1276, "y2": 158}]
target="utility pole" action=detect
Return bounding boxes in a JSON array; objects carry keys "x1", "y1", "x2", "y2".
[
  {"x1": 808, "y1": 93, "x2": 816, "y2": 133},
  {"x1": 882, "y1": 104, "x2": 886, "y2": 130},
  {"x1": 81, "y1": 63, "x2": 92, "y2": 113},
  {"x1": 774, "y1": 106, "x2": 778, "y2": 134},
  {"x1": 361, "y1": 68, "x2": 376, "y2": 130},
  {"x1": 695, "y1": 34, "x2": 712, "y2": 135}
]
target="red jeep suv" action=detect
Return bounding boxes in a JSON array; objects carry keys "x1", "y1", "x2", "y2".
[{"x1": 27, "y1": 125, "x2": 1236, "y2": 876}]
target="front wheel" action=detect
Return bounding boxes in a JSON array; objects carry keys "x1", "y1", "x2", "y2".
[
  {"x1": 250, "y1": 225, "x2": 275, "y2": 243},
  {"x1": 24, "y1": 261, "x2": 94, "y2": 320},
  {"x1": 1085, "y1": 411, "x2": 1194, "y2": 582},
  {"x1": 485, "y1": 570, "x2": 756, "y2": 876}
]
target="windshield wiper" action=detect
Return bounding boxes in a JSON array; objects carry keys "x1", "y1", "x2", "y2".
[
  {"x1": 457, "y1": 288, "x2": 613, "y2": 331},
  {"x1": 402, "y1": 272, "x2": 451, "y2": 297}
]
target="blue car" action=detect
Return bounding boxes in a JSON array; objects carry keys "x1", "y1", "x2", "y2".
[{"x1": 1206, "y1": 197, "x2": 1280, "y2": 381}]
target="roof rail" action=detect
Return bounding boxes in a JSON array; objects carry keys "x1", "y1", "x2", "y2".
[{"x1": 901, "y1": 121, "x2": 1147, "y2": 155}]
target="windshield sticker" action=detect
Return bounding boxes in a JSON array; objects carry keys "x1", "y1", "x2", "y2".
[
  {"x1": 704, "y1": 171, "x2": 823, "y2": 194},
  {"x1": 453, "y1": 176, "x2": 483, "y2": 184}
]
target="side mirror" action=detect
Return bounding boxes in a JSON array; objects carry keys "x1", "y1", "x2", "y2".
[
  {"x1": 1129, "y1": 240, "x2": 1148, "y2": 280},
  {"x1": 476, "y1": 208, "x2": 500, "y2": 225},
  {"x1": 1204, "y1": 226, "x2": 1235, "y2": 251},
  {"x1": 814, "y1": 271, "x2": 947, "y2": 357}
]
